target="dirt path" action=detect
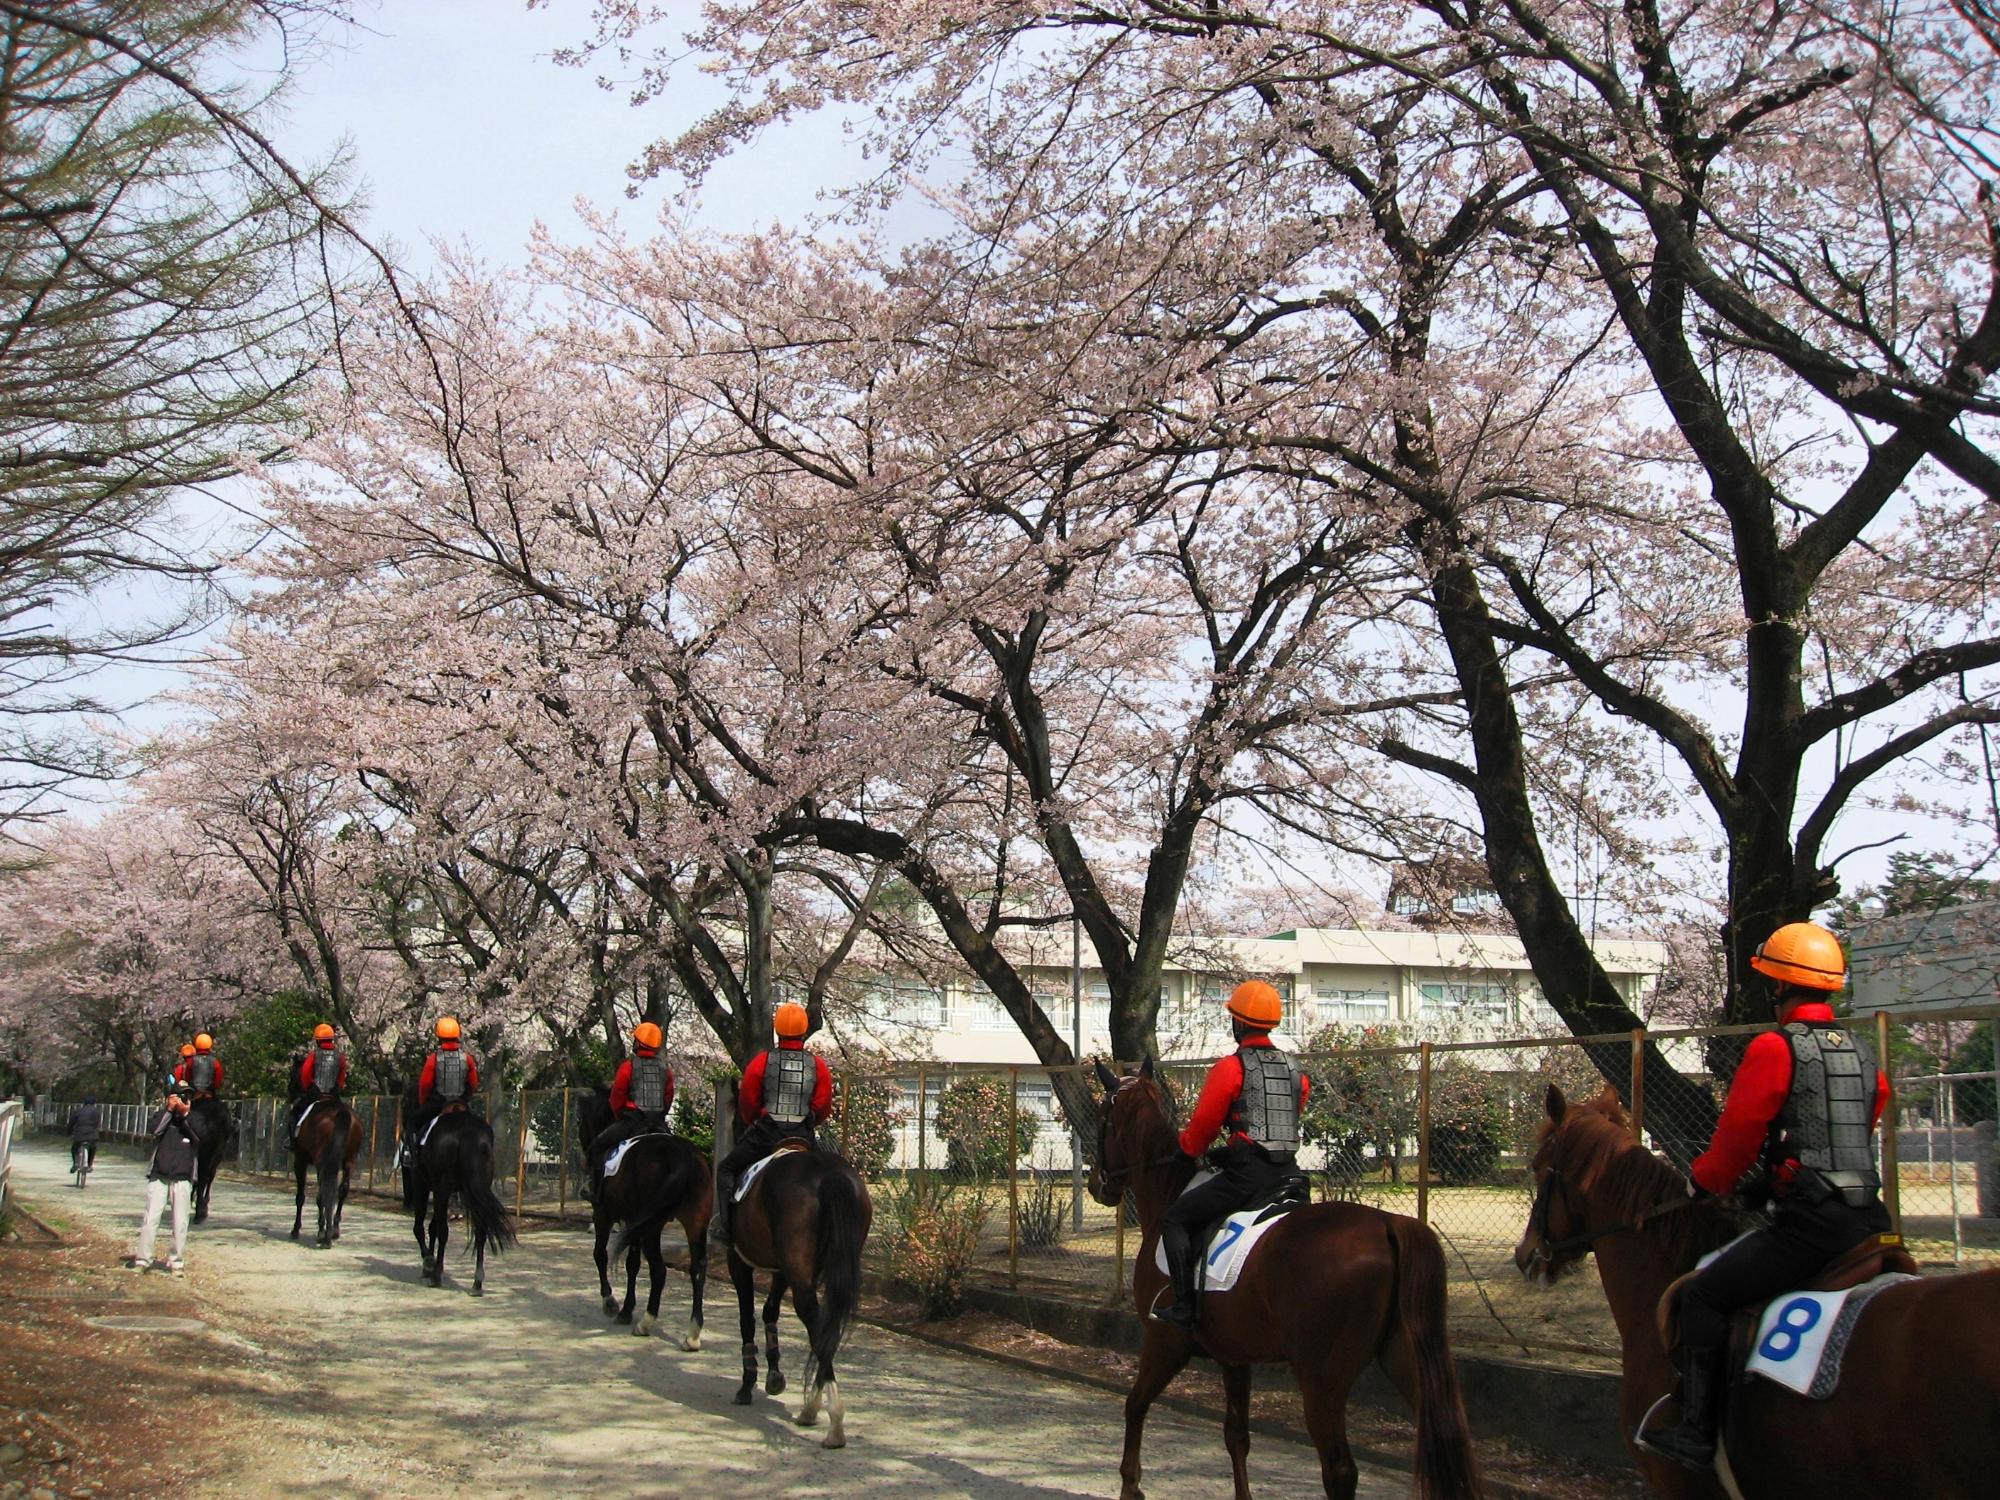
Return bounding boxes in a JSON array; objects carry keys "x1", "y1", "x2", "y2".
[{"x1": 6, "y1": 1140, "x2": 1405, "y2": 1499}]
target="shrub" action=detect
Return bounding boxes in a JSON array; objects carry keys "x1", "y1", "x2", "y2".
[
  {"x1": 1428, "y1": 1059, "x2": 1510, "y2": 1185},
  {"x1": 935, "y1": 1073, "x2": 1038, "y2": 1180},
  {"x1": 1300, "y1": 1023, "x2": 1417, "y2": 1189},
  {"x1": 883, "y1": 1171, "x2": 991, "y2": 1318},
  {"x1": 1017, "y1": 1167, "x2": 1069, "y2": 1249},
  {"x1": 821, "y1": 1069, "x2": 905, "y2": 1175},
  {"x1": 668, "y1": 1062, "x2": 741, "y2": 1156}
]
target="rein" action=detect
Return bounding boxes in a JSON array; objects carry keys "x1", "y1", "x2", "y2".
[{"x1": 1527, "y1": 1163, "x2": 1696, "y2": 1264}]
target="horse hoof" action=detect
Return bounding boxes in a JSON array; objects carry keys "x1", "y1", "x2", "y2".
[
  {"x1": 821, "y1": 1433, "x2": 845, "y2": 1450},
  {"x1": 601, "y1": 1296, "x2": 619, "y2": 1317},
  {"x1": 289, "y1": 1228, "x2": 300, "y2": 1240},
  {"x1": 732, "y1": 1387, "x2": 754, "y2": 1406},
  {"x1": 682, "y1": 1330, "x2": 702, "y2": 1353},
  {"x1": 635, "y1": 1313, "x2": 657, "y2": 1337},
  {"x1": 471, "y1": 1284, "x2": 485, "y2": 1297},
  {"x1": 766, "y1": 1371, "x2": 787, "y2": 1396},
  {"x1": 615, "y1": 1308, "x2": 633, "y2": 1325},
  {"x1": 796, "y1": 1408, "x2": 819, "y2": 1428}
]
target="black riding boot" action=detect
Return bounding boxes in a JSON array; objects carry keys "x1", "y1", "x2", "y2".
[
  {"x1": 712, "y1": 1163, "x2": 736, "y2": 1250},
  {"x1": 1639, "y1": 1345, "x2": 1723, "y2": 1471},
  {"x1": 1154, "y1": 1224, "x2": 1199, "y2": 1330}
]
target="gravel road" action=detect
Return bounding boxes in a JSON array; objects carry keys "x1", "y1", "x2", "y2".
[{"x1": 10, "y1": 1141, "x2": 1404, "y2": 1499}]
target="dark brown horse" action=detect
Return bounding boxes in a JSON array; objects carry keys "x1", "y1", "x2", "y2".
[
  {"x1": 291, "y1": 1097, "x2": 363, "y2": 1246},
  {"x1": 189, "y1": 1094, "x2": 235, "y2": 1223},
  {"x1": 1091, "y1": 1059, "x2": 1481, "y2": 1500},
  {"x1": 1515, "y1": 1085, "x2": 2000, "y2": 1499},
  {"x1": 577, "y1": 1086, "x2": 712, "y2": 1345},
  {"x1": 725, "y1": 1139, "x2": 872, "y2": 1448}
]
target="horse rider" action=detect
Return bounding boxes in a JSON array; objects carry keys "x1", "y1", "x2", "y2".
[
  {"x1": 286, "y1": 1023, "x2": 348, "y2": 1149},
  {"x1": 1641, "y1": 920, "x2": 1891, "y2": 1471},
  {"x1": 173, "y1": 1042, "x2": 196, "y2": 1083},
  {"x1": 585, "y1": 1020, "x2": 674, "y2": 1203},
  {"x1": 1155, "y1": 979, "x2": 1311, "y2": 1330},
  {"x1": 713, "y1": 1002, "x2": 831, "y2": 1246},
  {"x1": 67, "y1": 1093, "x2": 101, "y2": 1176},
  {"x1": 413, "y1": 1016, "x2": 480, "y2": 1147},
  {"x1": 179, "y1": 1033, "x2": 223, "y2": 1098}
]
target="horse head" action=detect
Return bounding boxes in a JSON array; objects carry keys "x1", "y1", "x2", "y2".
[
  {"x1": 1515, "y1": 1081, "x2": 1659, "y2": 1283},
  {"x1": 1087, "y1": 1056, "x2": 1175, "y2": 1207}
]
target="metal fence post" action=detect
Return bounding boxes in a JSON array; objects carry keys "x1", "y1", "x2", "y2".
[
  {"x1": 1008, "y1": 1066, "x2": 1020, "y2": 1290},
  {"x1": 514, "y1": 1089, "x2": 529, "y2": 1218},
  {"x1": 1416, "y1": 1041, "x2": 1432, "y2": 1226},
  {"x1": 365, "y1": 1098, "x2": 378, "y2": 1192},
  {"x1": 1876, "y1": 1010, "x2": 1900, "y2": 1232},
  {"x1": 916, "y1": 1064, "x2": 928, "y2": 1173},
  {"x1": 1629, "y1": 1028, "x2": 1647, "y2": 1144},
  {"x1": 557, "y1": 1087, "x2": 571, "y2": 1216}
]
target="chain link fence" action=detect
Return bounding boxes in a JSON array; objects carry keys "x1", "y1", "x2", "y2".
[{"x1": 19, "y1": 1006, "x2": 1998, "y2": 1362}]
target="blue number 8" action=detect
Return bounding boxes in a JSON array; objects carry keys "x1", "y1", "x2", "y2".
[{"x1": 1758, "y1": 1296, "x2": 1823, "y2": 1361}]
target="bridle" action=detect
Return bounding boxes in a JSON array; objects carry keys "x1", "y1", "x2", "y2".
[
  {"x1": 1092, "y1": 1076, "x2": 1188, "y2": 1198},
  {"x1": 1524, "y1": 1158, "x2": 1696, "y2": 1268}
]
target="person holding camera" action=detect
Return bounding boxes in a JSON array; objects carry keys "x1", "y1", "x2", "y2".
[{"x1": 130, "y1": 1077, "x2": 207, "y2": 1273}]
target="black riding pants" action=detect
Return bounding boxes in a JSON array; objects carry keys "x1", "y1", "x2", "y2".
[
  {"x1": 1159, "y1": 1147, "x2": 1292, "y2": 1273},
  {"x1": 590, "y1": 1109, "x2": 665, "y2": 1168},
  {"x1": 1678, "y1": 1195, "x2": 1890, "y2": 1350}
]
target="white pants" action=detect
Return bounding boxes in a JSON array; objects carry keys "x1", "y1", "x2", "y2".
[{"x1": 135, "y1": 1178, "x2": 191, "y2": 1264}]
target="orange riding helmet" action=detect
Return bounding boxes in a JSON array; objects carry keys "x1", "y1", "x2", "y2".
[
  {"x1": 632, "y1": 1020, "x2": 664, "y2": 1053},
  {"x1": 179, "y1": 1043, "x2": 196, "y2": 1059},
  {"x1": 313, "y1": 1022, "x2": 336, "y2": 1043},
  {"x1": 1226, "y1": 980, "x2": 1283, "y2": 1030},
  {"x1": 773, "y1": 1002, "x2": 810, "y2": 1039},
  {"x1": 194, "y1": 1033, "x2": 213, "y2": 1052},
  {"x1": 435, "y1": 1016, "x2": 461, "y2": 1042},
  {"x1": 1750, "y1": 921, "x2": 1846, "y2": 993}
]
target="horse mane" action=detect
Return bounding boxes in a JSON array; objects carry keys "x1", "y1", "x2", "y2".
[{"x1": 1546, "y1": 1088, "x2": 1743, "y2": 1266}]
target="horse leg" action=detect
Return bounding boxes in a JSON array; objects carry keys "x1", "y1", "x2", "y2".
[
  {"x1": 1222, "y1": 1362, "x2": 1253, "y2": 1500},
  {"x1": 636, "y1": 1227, "x2": 666, "y2": 1338},
  {"x1": 594, "y1": 1212, "x2": 618, "y2": 1316},
  {"x1": 1119, "y1": 1329, "x2": 1193, "y2": 1500},
  {"x1": 428, "y1": 1194, "x2": 450, "y2": 1287},
  {"x1": 792, "y1": 1279, "x2": 822, "y2": 1424},
  {"x1": 680, "y1": 1208, "x2": 707, "y2": 1351},
  {"x1": 335, "y1": 1159, "x2": 352, "y2": 1240},
  {"x1": 291, "y1": 1154, "x2": 305, "y2": 1239},
  {"x1": 617, "y1": 1239, "x2": 638, "y2": 1323},
  {"x1": 1295, "y1": 1369, "x2": 1359, "y2": 1500},
  {"x1": 763, "y1": 1277, "x2": 789, "y2": 1396},
  {"x1": 472, "y1": 1210, "x2": 487, "y2": 1297},
  {"x1": 413, "y1": 1183, "x2": 432, "y2": 1277},
  {"x1": 730, "y1": 1252, "x2": 759, "y2": 1405}
]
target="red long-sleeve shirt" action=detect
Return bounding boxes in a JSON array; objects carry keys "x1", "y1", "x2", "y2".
[
  {"x1": 298, "y1": 1045, "x2": 348, "y2": 1093},
  {"x1": 417, "y1": 1043, "x2": 478, "y2": 1106},
  {"x1": 1691, "y1": 1002, "x2": 1890, "y2": 1196},
  {"x1": 609, "y1": 1052, "x2": 674, "y2": 1115},
  {"x1": 738, "y1": 1041, "x2": 833, "y2": 1125},
  {"x1": 1179, "y1": 1035, "x2": 1312, "y2": 1156}
]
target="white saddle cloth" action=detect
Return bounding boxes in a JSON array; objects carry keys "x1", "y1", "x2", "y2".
[{"x1": 603, "y1": 1132, "x2": 670, "y2": 1180}]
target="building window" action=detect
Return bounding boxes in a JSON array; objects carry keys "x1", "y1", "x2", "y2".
[
  {"x1": 1321, "y1": 989, "x2": 1392, "y2": 1026},
  {"x1": 1418, "y1": 982, "x2": 1512, "y2": 1023},
  {"x1": 971, "y1": 989, "x2": 1015, "y2": 1031},
  {"x1": 863, "y1": 976, "x2": 949, "y2": 1027}
]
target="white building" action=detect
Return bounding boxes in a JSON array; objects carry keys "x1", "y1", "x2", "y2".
[{"x1": 843, "y1": 924, "x2": 1665, "y2": 1064}]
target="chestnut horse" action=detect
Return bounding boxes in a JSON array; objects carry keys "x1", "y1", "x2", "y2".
[
  {"x1": 1091, "y1": 1060, "x2": 1481, "y2": 1500},
  {"x1": 290, "y1": 1097, "x2": 363, "y2": 1246},
  {"x1": 1515, "y1": 1085, "x2": 2000, "y2": 1500}
]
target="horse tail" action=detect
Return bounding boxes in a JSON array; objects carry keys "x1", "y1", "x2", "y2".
[
  {"x1": 1388, "y1": 1215, "x2": 1482, "y2": 1500},
  {"x1": 460, "y1": 1124, "x2": 517, "y2": 1253},
  {"x1": 315, "y1": 1103, "x2": 351, "y2": 1183},
  {"x1": 809, "y1": 1162, "x2": 868, "y2": 1384}
]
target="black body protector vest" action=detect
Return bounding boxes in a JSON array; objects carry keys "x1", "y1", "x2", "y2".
[
  {"x1": 1229, "y1": 1046, "x2": 1301, "y2": 1156},
  {"x1": 433, "y1": 1048, "x2": 468, "y2": 1104},
  {"x1": 764, "y1": 1049, "x2": 815, "y2": 1127},
  {"x1": 189, "y1": 1054, "x2": 218, "y2": 1092},
  {"x1": 630, "y1": 1052, "x2": 669, "y2": 1117},
  {"x1": 1772, "y1": 1021, "x2": 1881, "y2": 1210},
  {"x1": 312, "y1": 1047, "x2": 341, "y2": 1095}
]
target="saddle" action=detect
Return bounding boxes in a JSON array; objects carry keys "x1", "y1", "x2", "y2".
[
  {"x1": 1655, "y1": 1233, "x2": 1918, "y2": 1355},
  {"x1": 732, "y1": 1137, "x2": 811, "y2": 1202}
]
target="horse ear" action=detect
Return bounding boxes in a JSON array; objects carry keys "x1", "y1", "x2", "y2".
[
  {"x1": 1545, "y1": 1084, "x2": 1567, "y2": 1123},
  {"x1": 1140, "y1": 1055, "x2": 1155, "y2": 1080},
  {"x1": 1094, "y1": 1059, "x2": 1119, "y2": 1095}
]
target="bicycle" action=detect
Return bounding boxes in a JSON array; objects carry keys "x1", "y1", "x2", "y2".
[{"x1": 71, "y1": 1140, "x2": 94, "y2": 1189}]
